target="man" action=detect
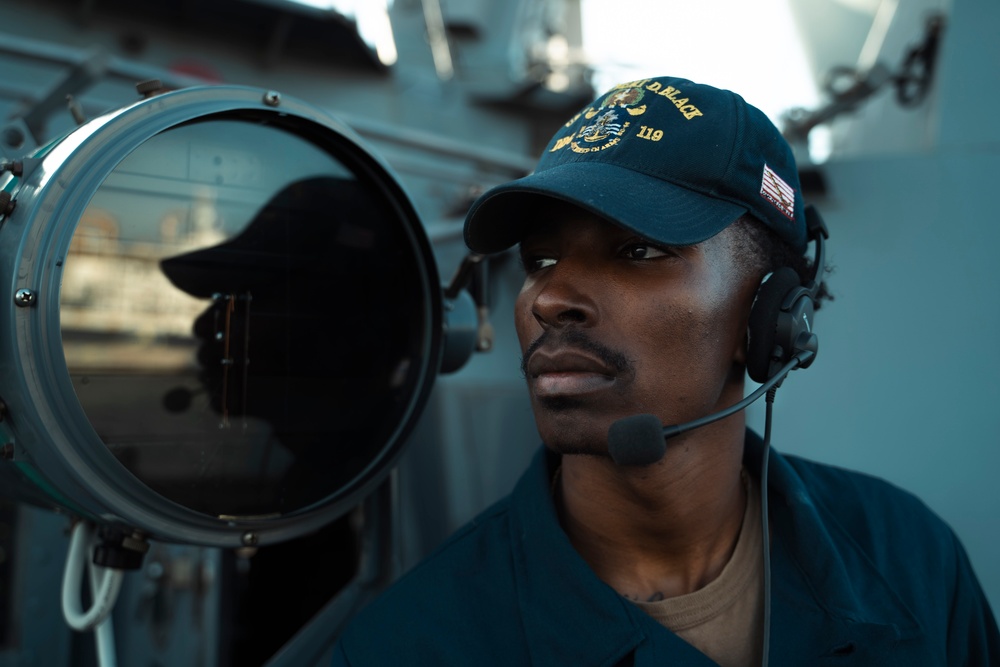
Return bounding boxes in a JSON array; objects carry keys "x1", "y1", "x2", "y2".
[{"x1": 333, "y1": 76, "x2": 998, "y2": 666}]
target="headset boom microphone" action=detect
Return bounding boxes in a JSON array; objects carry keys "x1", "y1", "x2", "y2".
[{"x1": 606, "y1": 352, "x2": 812, "y2": 466}]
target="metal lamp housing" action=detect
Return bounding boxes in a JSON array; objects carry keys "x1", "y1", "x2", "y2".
[{"x1": 0, "y1": 86, "x2": 442, "y2": 548}]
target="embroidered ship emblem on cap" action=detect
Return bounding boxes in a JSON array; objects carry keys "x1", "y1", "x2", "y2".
[
  {"x1": 580, "y1": 109, "x2": 624, "y2": 142},
  {"x1": 760, "y1": 164, "x2": 795, "y2": 220},
  {"x1": 548, "y1": 83, "x2": 649, "y2": 154},
  {"x1": 569, "y1": 108, "x2": 630, "y2": 153}
]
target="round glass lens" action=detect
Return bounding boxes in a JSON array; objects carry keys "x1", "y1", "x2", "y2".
[{"x1": 60, "y1": 116, "x2": 429, "y2": 518}]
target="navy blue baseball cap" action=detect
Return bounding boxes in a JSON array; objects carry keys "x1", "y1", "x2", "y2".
[{"x1": 464, "y1": 76, "x2": 806, "y2": 254}]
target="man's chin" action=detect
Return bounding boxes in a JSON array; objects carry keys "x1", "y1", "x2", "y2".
[
  {"x1": 532, "y1": 391, "x2": 638, "y2": 458},
  {"x1": 535, "y1": 413, "x2": 613, "y2": 459}
]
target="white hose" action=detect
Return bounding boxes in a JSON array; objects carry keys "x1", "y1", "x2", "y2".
[
  {"x1": 88, "y1": 548, "x2": 118, "y2": 667},
  {"x1": 61, "y1": 521, "x2": 125, "y2": 632}
]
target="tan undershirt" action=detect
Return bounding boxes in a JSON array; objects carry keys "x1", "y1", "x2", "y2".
[{"x1": 631, "y1": 471, "x2": 763, "y2": 667}]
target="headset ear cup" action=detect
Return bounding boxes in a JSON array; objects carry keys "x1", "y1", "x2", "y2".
[{"x1": 746, "y1": 267, "x2": 801, "y2": 383}]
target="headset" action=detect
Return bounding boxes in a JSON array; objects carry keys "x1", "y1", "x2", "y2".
[
  {"x1": 608, "y1": 204, "x2": 831, "y2": 462},
  {"x1": 746, "y1": 205, "x2": 829, "y2": 384},
  {"x1": 743, "y1": 203, "x2": 828, "y2": 667}
]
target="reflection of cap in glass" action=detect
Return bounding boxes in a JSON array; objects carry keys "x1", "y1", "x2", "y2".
[
  {"x1": 464, "y1": 75, "x2": 806, "y2": 254},
  {"x1": 160, "y1": 177, "x2": 342, "y2": 298}
]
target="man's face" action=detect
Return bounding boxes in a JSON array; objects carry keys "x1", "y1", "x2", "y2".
[{"x1": 514, "y1": 205, "x2": 758, "y2": 456}]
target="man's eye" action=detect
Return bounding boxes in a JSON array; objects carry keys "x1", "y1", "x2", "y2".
[
  {"x1": 622, "y1": 244, "x2": 668, "y2": 260},
  {"x1": 521, "y1": 256, "x2": 558, "y2": 273}
]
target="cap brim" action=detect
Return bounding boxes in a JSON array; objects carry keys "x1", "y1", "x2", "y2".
[{"x1": 464, "y1": 161, "x2": 748, "y2": 254}]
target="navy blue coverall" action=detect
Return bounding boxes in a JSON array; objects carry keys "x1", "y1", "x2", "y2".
[{"x1": 334, "y1": 432, "x2": 999, "y2": 666}]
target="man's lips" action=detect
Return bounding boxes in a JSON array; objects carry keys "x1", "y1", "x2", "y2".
[{"x1": 525, "y1": 349, "x2": 617, "y2": 397}]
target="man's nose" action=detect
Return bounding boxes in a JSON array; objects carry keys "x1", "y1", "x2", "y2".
[{"x1": 530, "y1": 260, "x2": 599, "y2": 329}]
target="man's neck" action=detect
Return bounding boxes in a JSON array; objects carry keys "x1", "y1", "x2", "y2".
[{"x1": 555, "y1": 423, "x2": 747, "y2": 602}]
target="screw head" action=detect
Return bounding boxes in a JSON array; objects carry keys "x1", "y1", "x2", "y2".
[
  {"x1": 136, "y1": 79, "x2": 163, "y2": 97},
  {"x1": 14, "y1": 289, "x2": 35, "y2": 307},
  {"x1": 241, "y1": 531, "x2": 258, "y2": 547},
  {"x1": 262, "y1": 91, "x2": 281, "y2": 107}
]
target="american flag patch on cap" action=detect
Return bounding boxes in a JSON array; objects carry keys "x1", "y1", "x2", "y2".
[{"x1": 760, "y1": 164, "x2": 795, "y2": 220}]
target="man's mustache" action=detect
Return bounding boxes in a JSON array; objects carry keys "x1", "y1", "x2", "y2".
[{"x1": 520, "y1": 329, "x2": 633, "y2": 378}]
